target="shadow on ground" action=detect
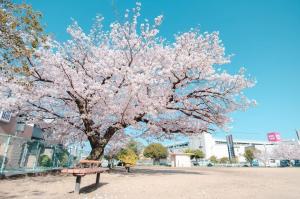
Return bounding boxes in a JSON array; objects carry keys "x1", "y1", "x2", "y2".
[
  {"x1": 68, "y1": 182, "x2": 109, "y2": 194},
  {"x1": 109, "y1": 167, "x2": 206, "y2": 176},
  {"x1": 0, "y1": 189, "x2": 46, "y2": 199}
]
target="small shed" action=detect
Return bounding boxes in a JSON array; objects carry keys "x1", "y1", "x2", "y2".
[{"x1": 170, "y1": 153, "x2": 192, "y2": 167}]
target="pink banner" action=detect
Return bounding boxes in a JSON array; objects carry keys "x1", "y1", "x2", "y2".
[{"x1": 267, "y1": 132, "x2": 281, "y2": 142}]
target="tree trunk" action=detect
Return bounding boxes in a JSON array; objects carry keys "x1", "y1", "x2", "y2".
[
  {"x1": 87, "y1": 145, "x2": 104, "y2": 160},
  {"x1": 86, "y1": 126, "x2": 120, "y2": 160},
  {"x1": 125, "y1": 166, "x2": 130, "y2": 172},
  {"x1": 108, "y1": 159, "x2": 112, "y2": 169},
  {"x1": 154, "y1": 159, "x2": 160, "y2": 165}
]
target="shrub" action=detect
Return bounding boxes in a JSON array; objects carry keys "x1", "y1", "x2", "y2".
[{"x1": 39, "y1": 155, "x2": 52, "y2": 167}]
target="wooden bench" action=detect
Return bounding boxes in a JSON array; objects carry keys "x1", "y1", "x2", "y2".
[{"x1": 61, "y1": 160, "x2": 109, "y2": 194}]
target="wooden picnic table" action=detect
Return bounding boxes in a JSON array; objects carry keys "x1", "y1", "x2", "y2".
[{"x1": 61, "y1": 160, "x2": 109, "y2": 194}]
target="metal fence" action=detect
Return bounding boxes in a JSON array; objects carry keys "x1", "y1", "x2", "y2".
[{"x1": 0, "y1": 133, "x2": 84, "y2": 176}]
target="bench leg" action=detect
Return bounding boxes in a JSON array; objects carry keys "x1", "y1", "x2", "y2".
[
  {"x1": 96, "y1": 173, "x2": 100, "y2": 186},
  {"x1": 75, "y1": 176, "x2": 81, "y2": 194}
]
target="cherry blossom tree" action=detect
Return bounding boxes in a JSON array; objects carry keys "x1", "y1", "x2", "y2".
[
  {"x1": 0, "y1": 3, "x2": 255, "y2": 160},
  {"x1": 271, "y1": 142, "x2": 300, "y2": 162},
  {"x1": 254, "y1": 147, "x2": 271, "y2": 167},
  {"x1": 104, "y1": 133, "x2": 130, "y2": 168}
]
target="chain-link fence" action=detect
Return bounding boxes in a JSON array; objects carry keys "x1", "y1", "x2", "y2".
[{"x1": 0, "y1": 133, "x2": 85, "y2": 176}]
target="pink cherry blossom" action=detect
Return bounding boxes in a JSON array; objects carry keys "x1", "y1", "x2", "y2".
[{"x1": 0, "y1": 3, "x2": 255, "y2": 159}]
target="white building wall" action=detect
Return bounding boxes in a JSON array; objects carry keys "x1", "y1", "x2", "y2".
[
  {"x1": 171, "y1": 154, "x2": 191, "y2": 167},
  {"x1": 213, "y1": 144, "x2": 228, "y2": 159},
  {"x1": 203, "y1": 133, "x2": 215, "y2": 158},
  {"x1": 234, "y1": 145, "x2": 247, "y2": 162}
]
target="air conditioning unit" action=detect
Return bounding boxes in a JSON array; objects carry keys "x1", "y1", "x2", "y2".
[{"x1": 0, "y1": 111, "x2": 12, "y2": 123}]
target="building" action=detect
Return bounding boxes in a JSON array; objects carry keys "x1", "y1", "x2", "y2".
[
  {"x1": 0, "y1": 110, "x2": 44, "y2": 140},
  {"x1": 167, "y1": 133, "x2": 275, "y2": 162},
  {"x1": 0, "y1": 110, "x2": 68, "y2": 174},
  {"x1": 170, "y1": 153, "x2": 192, "y2": 167}
]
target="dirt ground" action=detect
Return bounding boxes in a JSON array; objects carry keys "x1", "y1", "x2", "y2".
[{"x1": 0, "y1": 166, "x2": 299, "y2": 199}]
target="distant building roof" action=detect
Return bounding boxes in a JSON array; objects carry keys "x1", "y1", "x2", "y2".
[
  {"x1": 214, "y1": 139, "x2": 272, "y2": 145},
  {"x1": 166, "y1": 138, "x2": 273, "y2": 148}
]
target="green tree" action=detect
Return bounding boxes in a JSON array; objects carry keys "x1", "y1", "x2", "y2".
[
  {"x1": 0, "y1": 0, "x2": 46, "y2": 73},
  {"x1": 143, "y1": 143, "x2": 168, "y2": 164},
  {"x1": 184, "y1": 149, "x2": 205, "y2": 160},
  {"x1": 193, "y1": 149, "x2": 205, "y2": 160},
  {"x1": 209, "y1": 155, "x2": 218, "y2": 164},
  {"x1": 219, "y1": 157, "x2": 229, "y2": 164},
  {"x1": 184, "y1": 148, "x2": 194, "y2": 160},
  {"x1": 126, "y1": 139, "x2": 143, "y2": 157},
  {"x1": 244, "y1": 148, "x2": 255, "y2": 165},
  {"x1": 117, "y1": 148, "x2": 138, "y2": 172},
  {"x1": 127, "y1": 140, "x2": 138, "y2": 155}
]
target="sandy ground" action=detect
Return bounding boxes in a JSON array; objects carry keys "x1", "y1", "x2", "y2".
[{"x1": 0, "y1": 166, "x2": 300, "y2": 199}]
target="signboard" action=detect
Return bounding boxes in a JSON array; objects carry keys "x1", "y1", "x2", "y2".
[
  {"x1": 267, "y1": 132, "x2": 281, "y2": 142},
  {"x1": 296, "y1": 130, "x2": 300, "y2": 141},
  {"x1": 226, "y1": 134, "x2": 235, "y2": 160}
]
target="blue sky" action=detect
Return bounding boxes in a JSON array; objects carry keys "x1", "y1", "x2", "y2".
[{"x1": 22, "y1": 0, "x2": 300, "y2": 142}]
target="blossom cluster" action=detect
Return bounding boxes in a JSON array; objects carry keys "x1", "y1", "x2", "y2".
[{"x1": 0, "y1": 3, "x2": 255, "y2": 146}]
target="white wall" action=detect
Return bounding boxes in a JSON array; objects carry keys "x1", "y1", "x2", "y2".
[
  {"x1": 171, "y1": 154, "x2": 191, "y2": 167},
  {"x1": 213, "y1": 144, "x2": 228, "y2": 159}
]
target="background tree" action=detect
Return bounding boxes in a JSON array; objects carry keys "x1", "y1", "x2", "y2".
[
  {"x1": 117, "y1": 148, "x2": 138, "y2": 172},
  {"x1": 0, "y1": 0, "x2": 46, "y2": 76},
  {"x1": 193, "y1": 149, "x2": 205, "y2": 160},
  {"x1": 209, "y1": 156, "x2": 218, "y2": 164},
  {"x1": 0, "y1": 3, "x2": 255, "y2": 160},
  {"x1": 104, "y1": 152, "x2": 118, "y2": 169},
  {"x1": 244, "y1": 148, "x2": 255, "y2": 165},
  {"x1": 126, "y1": 139, "x2": 144, "y2": 157},
  {"x1": 271, "y1": 143, "x2": 300, "y2": 166},
  {"x1": 219, "y1": 157, "x2": 229, "y2": 164},
  {"x1": 143, "y1": 143, "x2": 168, "y2": 164},
  {"x1": 230, "y1": 157, "x2": 239, "y2": 164},
  {"x1": 184, "y1": 148, "x2": 204, "y2": 160},
  {"x1": 184, "y1": 148, "x2": 194, "y2": 158},
  {"x1": 254, "y1": 148, "x2": 270, "y2": 167},
  {"x1": 104, "y1": 133, "x2": 130, "y2": 168}
]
